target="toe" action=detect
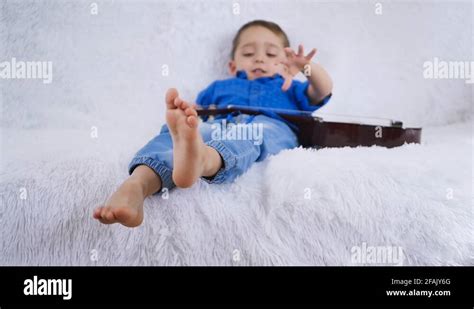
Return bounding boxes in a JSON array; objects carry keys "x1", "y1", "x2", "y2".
[
  {"x1": 99, "y1": 208, "x2": 115, "y2": 223},
  {"x1": 96, "y1": 209, "x2": 113, "y2": 224},
  {"x1": 98, "y1": 217, "x2": 111, "y2": 224},
  {"x1": 104, "y1": 209, "x2": 116, "y2": 222},
  {"x1": 179, "y1": 100, "x2": 189, "y2": 110},
  {"x1": 187, "y1": 115, "x2": 199, "y2": 128},
  {"x1": 93, "y1": 207, "x2": 103, "y2": 219},
  {"x1": 174, "y1": 97, "x2": 191, "y2": 110},
  {"x1": 174, "y1": 97, "x2": 182, "y2": 108},
  {"x1": 184, "y1": 107, "x2": 197, "y2": 117},
  {"x1": 165, "y1": 88, "x2": 179, "y2": 109}
]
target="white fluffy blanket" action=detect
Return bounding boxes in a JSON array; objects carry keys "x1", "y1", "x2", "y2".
[
  {"x1": 0, "y1": 0, "x2": 472, "y2": 266},
  {"x1": 1, "y1": 121, "x2": 472, "y2": 266}
]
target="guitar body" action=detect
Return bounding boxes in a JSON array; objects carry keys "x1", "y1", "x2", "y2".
[
  {"x1": 295, "y1": 117, "x2": 422, "y2": 148},
  {"x1": 197, "y1": 105, "x2": 422, "y2": 149}
]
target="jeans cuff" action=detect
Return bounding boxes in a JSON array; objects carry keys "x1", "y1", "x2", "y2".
[
  {"x1": 128, "y1": 156, "x2": 174, "y2": 194},
  {"x1": 203, "y1": 140, "x2": 237, "y2": 184}
]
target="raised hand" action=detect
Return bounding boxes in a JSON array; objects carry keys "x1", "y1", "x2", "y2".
[{"x1": 279, "y1": 44, "x2": 317, "y2": 91}]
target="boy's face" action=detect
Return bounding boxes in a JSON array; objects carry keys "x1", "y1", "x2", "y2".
[{"x1": 229, "y1": 26, "x2": 286, "y2": 80}]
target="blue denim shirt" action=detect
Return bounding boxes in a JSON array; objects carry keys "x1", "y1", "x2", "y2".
[{"x1": 196, "y1": 70, "x2": 331, "y2": 114}]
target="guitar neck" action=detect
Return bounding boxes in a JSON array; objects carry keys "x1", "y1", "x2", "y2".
[{"x1": 196, "y1": 105, "x2": 403, "y2": 127}]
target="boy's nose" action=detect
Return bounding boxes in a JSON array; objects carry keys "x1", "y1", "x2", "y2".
[{"x1": 254, "y1": 52, "x2": 265, "y2": 63}]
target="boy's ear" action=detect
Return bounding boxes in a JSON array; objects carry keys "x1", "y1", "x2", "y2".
[{"x1": 228, "y1": 60, "x2": 237, "y2": 76}]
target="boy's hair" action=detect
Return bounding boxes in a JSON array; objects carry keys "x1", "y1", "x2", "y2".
[{"x1": 230, "y1": 20, "x2": 290, "y2": 59}]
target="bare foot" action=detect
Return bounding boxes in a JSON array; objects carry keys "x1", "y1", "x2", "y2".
[
  {"x1": 93, "y1": 180, "x2": 145, "y2": 227},
  {"x1": 165, "y1": 88, "x2": 210, "y2": 188}
]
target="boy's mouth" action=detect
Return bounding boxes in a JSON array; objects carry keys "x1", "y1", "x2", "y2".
[{"x1": 252, "y1": 68, "x2": 267, "y2": 76}]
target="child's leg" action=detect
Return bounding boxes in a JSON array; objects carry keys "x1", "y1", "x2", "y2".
[
  {"x1": 128, "y1": 88, "x2": 223, "y2": 189},
  {"x1": 198, "y1": 114, "x2": 299, "y2": 185},
  {"x1": 93, "y1": 88, "x2": 223, "y2": 227},
  {"x1": 165, "y1": 88, "x2": 223, "y2": 187},
  {"x1": 92, "y1": 165, "x2": 162, "y2": 227}
]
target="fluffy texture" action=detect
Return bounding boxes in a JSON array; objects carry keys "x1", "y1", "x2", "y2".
[
  {"x1": 0, "y1": 0, "x2": 472, "y2": 133},
  {"x1": 1, "y1": 121, "x2": 472, "y2": 265},
  {"x1": 0, "y1": 1, "x2": 472, "y2": 265}
]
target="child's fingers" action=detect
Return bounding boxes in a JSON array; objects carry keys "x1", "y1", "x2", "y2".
[
  {"x1": 281, "y1": 75, "x2": 293, "y2": 92},
  {"x1": 298, "y1": 44, "x2": 304, "y2": 56},
  {"x1": 306, "y1": 48, "x2": 317, "y2": 60},
  {"x1": 284, "y1": 47, "x2": 295, "y2": 58}
]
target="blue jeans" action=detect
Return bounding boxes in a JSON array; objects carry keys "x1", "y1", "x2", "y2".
[{"x1": 128, "y1": 114, "x2": 298, "y2": 194}]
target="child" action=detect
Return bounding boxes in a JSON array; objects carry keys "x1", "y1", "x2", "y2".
[{"x1": 93, "y1": 20, "x2": 333, "y2": 227}]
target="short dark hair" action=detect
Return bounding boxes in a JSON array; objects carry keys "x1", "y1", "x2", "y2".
[{"x1": 230, "y1": 20, "x2": 290, "y2": 59}]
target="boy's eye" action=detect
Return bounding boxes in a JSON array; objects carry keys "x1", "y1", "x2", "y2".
[
  {"x1": 267, "y1": 53, "x2": 277, "y2": 57},
  {"x1": 243, "y1": 53, "x2": 254, "y2": 57}
]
